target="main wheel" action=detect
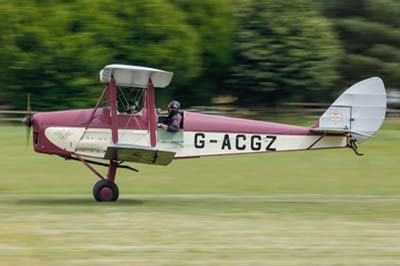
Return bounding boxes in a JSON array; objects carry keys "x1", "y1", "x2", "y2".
[{"x1": 93, "y1": 179, "x2": 119, "y2": 202}]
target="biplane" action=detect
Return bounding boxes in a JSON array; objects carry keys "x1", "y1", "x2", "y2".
[{"x1": 22, "y1": 64, "x2": 387, "y2": 201}]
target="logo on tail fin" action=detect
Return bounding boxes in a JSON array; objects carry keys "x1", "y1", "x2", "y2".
[{"x1": 329, "y1": 112, "x2": 343, "y2": 121}]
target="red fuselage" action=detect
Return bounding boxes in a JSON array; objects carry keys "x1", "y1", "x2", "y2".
[{"x1": 31, "y1": 107, "x2": 314, "y2": 157}]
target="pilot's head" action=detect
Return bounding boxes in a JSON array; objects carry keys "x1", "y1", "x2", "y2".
[{"x1": 168, "y1": 100, "x2": 180, "y2": 114}]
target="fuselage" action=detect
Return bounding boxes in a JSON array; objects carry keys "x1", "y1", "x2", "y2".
[{"x1": 31, "y1": 108, "x2": 347, "y2": 161}]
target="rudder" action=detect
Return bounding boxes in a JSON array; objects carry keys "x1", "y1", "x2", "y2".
[{"x1": 312, "y1": 77, "x2": 386, "y2": 144}]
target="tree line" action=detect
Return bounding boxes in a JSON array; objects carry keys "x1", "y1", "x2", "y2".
[{"x1": 0, "y1": 0, "x2": 398, "y2": 111}]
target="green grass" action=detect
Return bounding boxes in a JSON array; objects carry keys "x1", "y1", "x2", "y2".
[{"x1": 0, "y1": 121, "x2": 399, "y2": 265}]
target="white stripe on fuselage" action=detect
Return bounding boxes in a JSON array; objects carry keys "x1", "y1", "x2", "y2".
[{"x1": 45, "y1": 127, "x2": 347, "y2": 159}]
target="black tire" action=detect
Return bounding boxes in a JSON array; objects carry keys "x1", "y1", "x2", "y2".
[{"x1": 93, "y1": 179, "x2": 119, "y2": 202}]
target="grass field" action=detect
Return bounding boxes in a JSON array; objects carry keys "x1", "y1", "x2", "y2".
[{"x1": 0, "y1": 121, "x2": 399, "y2": 265}]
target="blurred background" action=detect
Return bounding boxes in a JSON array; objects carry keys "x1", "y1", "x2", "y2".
[
  {"x1": 0, "y1": 2, "x2": 399, "y2": 265},
  {"x1": 0, "y1": 0, "x2": 399, "y2": 118}
]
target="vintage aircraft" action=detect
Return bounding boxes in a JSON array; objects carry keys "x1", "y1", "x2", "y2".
[{"x1": 22, "y1": 64, "x2": 386, "y2": 201}]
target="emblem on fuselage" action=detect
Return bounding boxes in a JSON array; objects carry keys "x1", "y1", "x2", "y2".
[{"x1": 53, "y1": 129, "x2": 74, "y2": 141}]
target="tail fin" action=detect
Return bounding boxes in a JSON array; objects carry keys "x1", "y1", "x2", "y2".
[{"x1": 311, "y1": 77, "x2": 386, "y2": 144}]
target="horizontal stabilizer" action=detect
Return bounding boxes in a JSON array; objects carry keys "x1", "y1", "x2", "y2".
[
  {"x1": 310, "y1": 127, "x2": 373, "y2": 138},
  {"x1": 104, "y1": 144, "x2": 175, "y2": 166}
]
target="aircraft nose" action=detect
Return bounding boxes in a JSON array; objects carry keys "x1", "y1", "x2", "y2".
[
  {"x1": 22, "y1": 93, "x2": 34, "y2": 128},
  {"x1": 21, "y1": 115, "x2": 33, "y2": 127}
]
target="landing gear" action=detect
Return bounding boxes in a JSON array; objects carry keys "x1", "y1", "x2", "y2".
[
  {"x1": 93, "y1": 179, "x2": 119, "y2": 202},
  {"x1": 73, "y1": 155, "x2": 131, "y2": 202}
]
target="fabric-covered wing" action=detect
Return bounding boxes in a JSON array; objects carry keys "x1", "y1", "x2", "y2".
[
  {"x1": 104, "y1": 144, "x2": 175, "y2": 166},
  {"x1": 100, "y1": 64, "x2": 174, "y2": 88}
]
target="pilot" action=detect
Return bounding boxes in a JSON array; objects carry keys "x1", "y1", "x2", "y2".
[
  {"x1": 126, "y1": 100, "x2": 141, "y2": 115},
  {"x1": 159, "y1": 100, "x2": 182, "y2": 132}
]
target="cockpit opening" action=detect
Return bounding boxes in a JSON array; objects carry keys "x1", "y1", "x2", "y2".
[{"x1": 116, "y1": 86, "x2": 145, "y2": 116}]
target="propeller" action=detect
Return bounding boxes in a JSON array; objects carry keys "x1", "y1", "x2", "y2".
[{"x1": 21, "y1": 93, "x2": 33, "y2": 146}]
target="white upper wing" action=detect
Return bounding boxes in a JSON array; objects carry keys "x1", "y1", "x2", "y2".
[{"x1": 100, "y1": 64, "x2": 174, "y2": 88}]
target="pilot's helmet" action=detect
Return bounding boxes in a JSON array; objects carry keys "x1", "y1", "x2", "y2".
[{"x1": 168, "y1": 100, "x2": 180, "y2": 113}]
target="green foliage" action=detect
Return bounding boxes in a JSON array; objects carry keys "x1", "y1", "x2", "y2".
[
  {"x1": 0, "y1": 0, "x2": 238, "y2": 110},
  {"x1": 0, "y1": 0, "x2": 398, "y2": 110},
  {"x1": 170, "y1": 0, "x2": 235, "y2": 105},
  {"x1": 0, "y1": 0, "x2": 203, "y2": 110},
  {"x1": 322, "y1": 0, "x2": 400, "y2": 88},
  {"x1": 364, "y1": 0, "x2": 400, "y2": 27},
  {"x1": 227, "y1": 0, "x2": 342, "y2": 104}
]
